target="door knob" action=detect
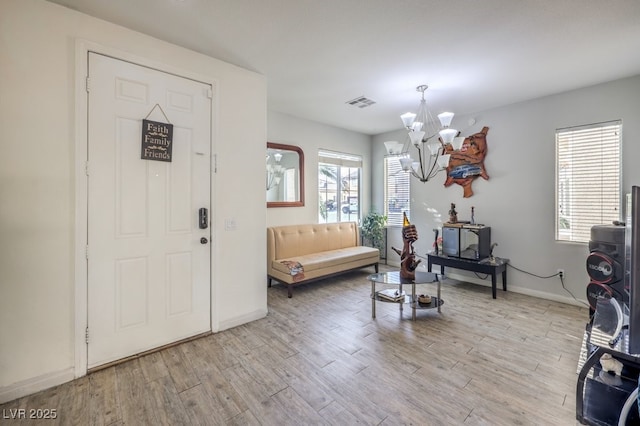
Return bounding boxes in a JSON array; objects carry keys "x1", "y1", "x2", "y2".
[{"x1": 200, "y1": 237, "x2": 208, "y2": 244}]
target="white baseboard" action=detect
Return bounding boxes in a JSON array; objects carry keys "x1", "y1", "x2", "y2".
[
  {"x1": 445, "y1": 271, "x2": 586, "y2": 307},
  {"x1": 0, "y1": 368, "x2": 75, "y2": 405},
  {"x1": 215, "y1": 308, "x2": 268, "y2": 332},
  {"x1": 386, "y1": 259, "x2": 401, "y2": 268}
]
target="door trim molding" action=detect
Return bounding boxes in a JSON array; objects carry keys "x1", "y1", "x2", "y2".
[{"x1": 74, "y1": 39, "x2": 217, "y2": 379}]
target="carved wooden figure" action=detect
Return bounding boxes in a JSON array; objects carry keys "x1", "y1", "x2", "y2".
[
  {"x1": 392, "y1": 224, "x2": 421, "y2": 280},
  {"x1": 443, "y1": 126, "x2": 490, "y2": 197},
  {"x1": 448, "y1": 203, "x2": 458, "y2": 224}
]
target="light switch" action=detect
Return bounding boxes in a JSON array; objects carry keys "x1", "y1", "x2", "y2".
[{"x1": 225, "y1": 218, "x2": 237, "y2": 231}]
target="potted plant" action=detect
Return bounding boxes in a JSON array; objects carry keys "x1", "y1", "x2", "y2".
[{"x1": 361, "y1": 211, "x2": 387, "y2": 252}]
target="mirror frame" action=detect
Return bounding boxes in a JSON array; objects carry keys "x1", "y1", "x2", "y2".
[{"x1": 267, "y1": 142, "x2": 305, "y2": 208}]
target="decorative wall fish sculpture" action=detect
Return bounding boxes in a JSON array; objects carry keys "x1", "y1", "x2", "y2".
[{"x1": 443, "y1": 126, "x2": 490, "y2": 197}]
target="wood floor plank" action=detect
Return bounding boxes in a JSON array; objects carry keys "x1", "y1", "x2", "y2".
[
  {"x1": 271, "y1": 353, "x2": 336, "y2": 412},
  {"x1": 139, "y1": 351, "x2": 170, "y2": 383},
  {"x1": 55, "y1": 376, "x2": 89, "y2": 426},
  {"x1": 178, "y1": 384, "x2": 221, "y2": 426},
  {"x1": 88, "y1": 366, "x2": 120, "y2": 426},
  {"x1": 222, "y1": 338, "x2": 289, "y2": 396},
  {"x1": 317, "y1": 400, "x2": 363, "y2": 425},
  {"x1": 115, "y1": 359, "x2": 159, "y2": 425},
  {"x1": 198, "y1": 366, "x2": 248, "y2": 422},
  {"x1": 146, "y1": 375, "x2": 192, "y2": 425},
  {"x1": 190, "y1": 335, "x2": 238, "y2": 372},
  {"x1": 1, "y1": 265, "x2": 588, "y2": 425},
  {"x1": 270, "y1": 386, "x2": 328, "y2": 425},
  {"x1": 221, "y1": 365, "x2": 295, "y2": 425},
  {"x1": 161, "y1": 344, "x2": 200, "y2": 393},
  {"x1": 224, "y1": 409, "x2": 262, "y2": 426}
]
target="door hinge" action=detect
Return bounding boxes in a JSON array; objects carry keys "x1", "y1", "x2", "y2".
[
  {"x1": 85, "y1": 245, "x2": 89, "y2": 260},
  {"x1": 85, "y1": 76, "x2": 91, "y2": 92},
  {"x1": 85, "y1": 161, "x2": 89, "y2": 176},
  {"x1": 213, "y1": 154, "x2": 217, "y2": 173},
  {"x1": 206, "y1": 87, "x2": 213, "y2": 99},
  {"x1": 85, "y1": 326, "x2": 89, "y2": 344}
]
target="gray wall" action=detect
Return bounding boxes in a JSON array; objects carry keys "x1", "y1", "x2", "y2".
[
  {"x1": 373, "y1": 75, "x2": 640, "y2": 305},
  {"x1": 267, "y1": 110, "x2": 372, "y2": 227},
  {"x1": 1, "y1": 0, "x2": 267, "y2": 401}
]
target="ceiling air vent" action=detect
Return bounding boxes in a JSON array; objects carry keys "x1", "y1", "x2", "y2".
[{"x1": 346, "y1": 96, "x2": 376, "y2": 108}]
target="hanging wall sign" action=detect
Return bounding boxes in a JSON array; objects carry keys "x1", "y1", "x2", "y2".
[{"x1": 141, "y1": 119, "x2": 173, "y2": 162}]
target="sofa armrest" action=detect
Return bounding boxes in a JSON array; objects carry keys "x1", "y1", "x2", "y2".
[{"x1": 267, "y1": 227, "x2": 276, "y2": 275}]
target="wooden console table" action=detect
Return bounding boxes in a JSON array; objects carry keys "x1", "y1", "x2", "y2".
[{"x1": 427, "y1": 253, "x2": 509, "y2": 299}]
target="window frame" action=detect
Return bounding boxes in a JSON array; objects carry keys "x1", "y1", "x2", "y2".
[
  {"x1": 384, "y1": 156, "x2": 410, "y2": 227},
  {"x1": 318, "y1": 150, "x2": 362, "y2": 224},
  {"x1": 555, "y1": 120, "x2": 622, "y2": 243}
]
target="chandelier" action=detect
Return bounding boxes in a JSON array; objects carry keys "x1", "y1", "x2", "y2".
[
  {"x1": 266, "y1": 152, "x2": 284, "y2": 190},
  {"x1": 398, "y1": 85, "x2": 465, "y2": 183}
]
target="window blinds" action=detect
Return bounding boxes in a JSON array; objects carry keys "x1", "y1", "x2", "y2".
[
  {"x1": 556, "y1": 120, "x2": 621, "y2": 243},
  {"x1": 384, "y1": 156, "x2": 411, "y2": 226}
]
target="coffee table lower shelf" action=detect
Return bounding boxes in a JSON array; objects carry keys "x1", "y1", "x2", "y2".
[
  {"x1": 412, "y1": 298, "x2": 444, "y2": 310},
  {"x1": 368, "y1": 271, "x2": 442, "y2": 321}
]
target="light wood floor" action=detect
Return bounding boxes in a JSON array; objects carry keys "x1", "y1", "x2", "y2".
[{"x1": 1, "y1": 265, "x2": 588, "y2": 425}]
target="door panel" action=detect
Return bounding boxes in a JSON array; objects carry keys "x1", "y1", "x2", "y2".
[{"x1": 87, "y1": 53, "x2": 211, "y2": 368}]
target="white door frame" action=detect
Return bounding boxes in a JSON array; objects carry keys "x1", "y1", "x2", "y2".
[{"x1": 73, "y1": 40, "x2": 217, "y2": 378}]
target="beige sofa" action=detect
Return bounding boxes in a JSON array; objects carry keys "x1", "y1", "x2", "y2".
[{"x1": 267, "y1": 222, "x2": 380, "y2": 297}]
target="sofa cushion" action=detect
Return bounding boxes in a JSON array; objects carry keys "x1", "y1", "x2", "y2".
[
  {"x1": 272, "y1": 246, "x2": 378, "y2": 274},
  {"x1": 269, "y1": 222, "x2": 359, "y2": 260}
]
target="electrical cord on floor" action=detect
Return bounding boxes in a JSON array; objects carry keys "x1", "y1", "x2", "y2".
[
  {"x1": 506, "y1": 263, "x2": 560, "y2": 279},
  {"x1": 507, "y1": 263, "x2": 589, "y2": 308},
  {"x1": 414, "y1": 253, "x2": 589, "y2": 308}
]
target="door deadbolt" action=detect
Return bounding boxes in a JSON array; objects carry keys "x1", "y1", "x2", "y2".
[{"x1": 200, "y1": 237, "x2": 208, "y2": 244}]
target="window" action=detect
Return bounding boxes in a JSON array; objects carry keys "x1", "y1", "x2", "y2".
[
  {"x1": 283, "y1": 168, "x2": 296, "y2": 202},
  {"x1": 556, "y1": 120, "x2": 621, "y2": 243},
  {"x1": 318, "y1": 150, "x2": 362, "y2": 223},
  {"x1": 384, "y1": 156, "x2": 410, "y2": 226}
]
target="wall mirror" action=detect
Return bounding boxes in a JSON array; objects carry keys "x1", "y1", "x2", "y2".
[{"x1": 267, "y1": 142, "x2": 305, "y2": 207}]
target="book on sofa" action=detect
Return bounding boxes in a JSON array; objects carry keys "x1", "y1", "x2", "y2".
[{"x1": 377, "y1": 289, "x2": 406, "y2": 302}]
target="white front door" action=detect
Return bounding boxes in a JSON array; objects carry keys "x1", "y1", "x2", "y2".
[{"x1": 87, "y1": 53, "x2": 212, "y2": 368}]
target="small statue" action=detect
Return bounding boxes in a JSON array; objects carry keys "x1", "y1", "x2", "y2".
[
  {"x1": 391, "y1": 212, "x2": 422, "y2": 280},
  {"x1": 448, "y1": 203, "x2": 458, "y2": 224},
  {"x1": 432, "y1": 228, "x2": 439, "y2": 255}
]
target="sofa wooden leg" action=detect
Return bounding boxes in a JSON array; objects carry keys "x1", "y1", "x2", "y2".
[
  {"x1": 288, "y1": 286, "x2": 293, "y2": 298},
  {"x1": 375, "y1": 263, "x2": 379, "y2": 273},
  {"x1": 267, "y1": 277, "x2": 272, "y2": 287}
]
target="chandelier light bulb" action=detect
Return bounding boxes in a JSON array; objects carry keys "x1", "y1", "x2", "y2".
[
  {"x1": 439, "y1": 128, "x2": 458, "y2": 144},
  {"x1": 437, "y1": 154, "x2": 451, "y2": 168},
  {"x1": 400, "y1": 112, "x2": 416, "y2": 128},
  {"x1": 427, "y1": 142, "x2": 441, "y2": 156},
  {"x1": 452, "y1": 136, "x2": 465, "y2": 150},
  {"x1": 399, "y1": 157, "x2": 413, "y2": 171},
  {"x1": 397, "y1": 84, "x2": 461, "y2": 183},
  {"x1": 437, "y1": 112, "x2": 455, "y2": 128},
  {"x1": 384, "y1": 141, "x2": 403, "y2": 155},
  {"x1": 409, "y1": 130, "x2": 425, "y2": 146}
]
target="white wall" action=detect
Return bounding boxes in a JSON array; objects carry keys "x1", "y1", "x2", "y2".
[
  {"x1": 267, "y1": 110, "x2": 372, "y2": 227},
  {"x1": 373, "y1": 75, "x2": 640, "y2": 305},
  {"x1": 0, "y1": 0, "x2": 267, "y2": 400}
]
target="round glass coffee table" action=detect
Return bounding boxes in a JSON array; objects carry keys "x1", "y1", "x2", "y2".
[{"x1": 367, "y1": 270, "x2": 443, "y2": 320}]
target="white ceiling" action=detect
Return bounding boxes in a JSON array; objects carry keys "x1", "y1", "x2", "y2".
[{"x1": 47, "y1": 0, "x2": 640, "y2": 135}]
